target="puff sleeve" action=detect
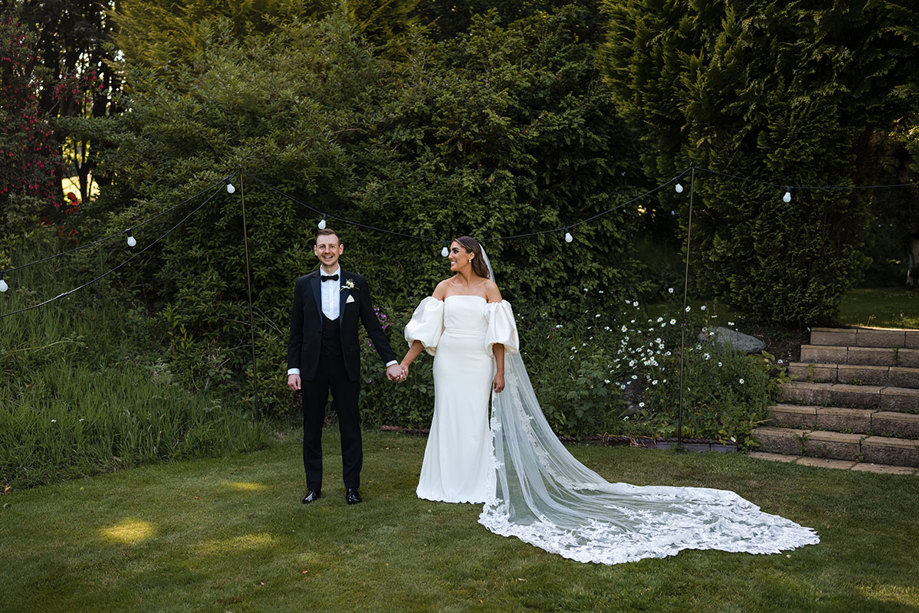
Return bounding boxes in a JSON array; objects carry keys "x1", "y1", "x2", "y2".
[
  {"x1": 404, "y1": 297, "x2": 445, "y2": 356},
  {"x1": 485, "y1": 300, "x2": 520, "y2": 356}
]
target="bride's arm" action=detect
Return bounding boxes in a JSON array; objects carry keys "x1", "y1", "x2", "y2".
[
  {"x1": 486, "y1": 281, "x2": 506, "y2": 392},
  {"x1": 400, "y1": 340, "x2": 425, "y2": 378},
  {"x1": 493, "y1": 343, "x2": 505, "y2": 393}
]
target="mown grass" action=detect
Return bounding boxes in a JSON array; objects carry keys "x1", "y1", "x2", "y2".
[
  {"x1": 837, "y1": 288, "x2": 919, "y2": 329},
  {"x1": 2, "y1": 429, "x2": 917, "y2": 612}
]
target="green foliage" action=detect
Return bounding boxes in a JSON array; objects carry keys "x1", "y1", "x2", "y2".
[
  {"x1": 86, "y1": 7, "x2": 646, "y2": 409},
  {"x1": 599, "y1": 0, "x2": 919, "y2": 324},
  {"x1": 112, "y1": 0, "x2": 419, "y2": 73},
  {"x1": 0, "y1": 240, "x2": 268, "y2": 489},
  {"x1": 355, "y1": 294, "x2": 772, "y2": 443}
]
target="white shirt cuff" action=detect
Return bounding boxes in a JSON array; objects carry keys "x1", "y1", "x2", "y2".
[
  {"x1": 385, "y1": 360, "x2": 398, "y2": 367},
  {"x1": 287, "y1": 368, "x2": 300, "y2": 376}
]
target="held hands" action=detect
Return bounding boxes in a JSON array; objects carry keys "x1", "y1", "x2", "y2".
[{"x1": 386, "y1": 363, "x2": 407, "y2": 382}]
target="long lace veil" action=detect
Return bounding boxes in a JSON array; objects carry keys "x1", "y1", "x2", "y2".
[{"x1": 476, "y1": 246, "x2": 818, "y2": 564}]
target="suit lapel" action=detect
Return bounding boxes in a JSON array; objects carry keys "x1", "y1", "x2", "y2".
[
  {"x1": 309, "y1": 274, "x2": 322, "y2": 325},
  {"x1": 338, "y1": 270, "x2": 350, "y2": 328}
]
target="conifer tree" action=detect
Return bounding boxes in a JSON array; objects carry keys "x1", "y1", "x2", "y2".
[{"x1": 600, "y1": 1, "x2": 919, "y2": 324}]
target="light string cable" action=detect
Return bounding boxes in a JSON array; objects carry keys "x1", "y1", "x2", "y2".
[
  {"x1": 695, "y1": 166, "x2": 919, "y2": 191},
  {"x1": 488, "y1": 169, "x2": 692, "y2": 242},
  {"x1": 243, "y1": 173, "x2": 434, "y2": 243},
  {"x1": 244, "y1": 168, "x2": 692, "y2": 244},
  {"x1": 0, "y1": 183, "x2": 225, "y2": 320},
  {"x1": 2, "y1": 174, "x2": 236, "y2": 275}
]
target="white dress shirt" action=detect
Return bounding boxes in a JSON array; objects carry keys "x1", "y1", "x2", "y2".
[
  {"x1": 288, "y1": 267, "x2": 396, "y2": 376},
  {"x1": 320, "y1": 266, "x2": 342, "y2": 320}
]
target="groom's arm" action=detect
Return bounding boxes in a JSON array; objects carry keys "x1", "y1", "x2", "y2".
[
  {"x1": 287, "y1": 279, "x2": 305, "y2": 389},
  {"x1": 355, "y1": 276, "x2": 398, "y2": 366}
]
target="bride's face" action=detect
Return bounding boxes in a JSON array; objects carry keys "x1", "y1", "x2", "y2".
[{"x1": 448, "y1": 241, "x2": 473, "y2": 272}]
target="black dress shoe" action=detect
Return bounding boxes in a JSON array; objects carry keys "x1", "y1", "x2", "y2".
[
  {"x1": 345, "y1": 488, "x2": 362, "y2": 505},
  {"x1": 301, "y1": 489, "x2": 321, "y2": 504}
]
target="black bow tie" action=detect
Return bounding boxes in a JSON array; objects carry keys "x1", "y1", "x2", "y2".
[{"x1": 321, "y1": 274, "x2": 339, "y2": 282}]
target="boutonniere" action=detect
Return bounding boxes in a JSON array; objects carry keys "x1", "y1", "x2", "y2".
[{"x1": 341, "y1": 279, "x2": 356, "y2": 292}]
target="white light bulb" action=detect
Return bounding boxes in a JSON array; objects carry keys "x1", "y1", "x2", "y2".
[
  {"x1": 565, "y1": 231, "x2": 574, "y2": 243},
  {"x1": 675, "y1": 183, "x2": 683, "y2": 193},
  {"x1": 127, "y1": 235, "x2": 137, "y2": 247},
  {"x1": 226, "y1": 183, "x2": 236, "y2": 194},
  {"x1": 783, "y1": 190, "x2": 792, "y2": 203},
  {"x1": 318, "y1": 217, "x2": 327, "y2": 230},
  {"x1": 441, "y1": 246, "x2": 449, "y2": 257},
  {"x1": 0, "y1": 279, "x2": 7, "y2": 292}
]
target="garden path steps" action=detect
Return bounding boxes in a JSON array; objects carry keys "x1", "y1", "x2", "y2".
[{"x1": 751, "y1": 327, "x2": 919, "y2": 475}]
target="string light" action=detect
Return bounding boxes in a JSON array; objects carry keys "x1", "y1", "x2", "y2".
[
  {"x1": 783, "y1": 188, "x2": 792, "y2": 203},
  {"x1": 225, "y1": 178, "x2": 236, "y2": 194},
  {"x1": 318, "y1": 215, "x2": 327, "y2": 230},
  {"x1": 564, "y1": 228, "x2": 574, "y2": 243},
  {"x1": 0, "y1": 272, "x2": 7, "y2": 293},
  {"x1": 441, "y1": 242, "x2": 449, "y2": 257},
  {"x1": 126, "y1": 229, "x2": 137, "y2": 247},
  {"x1": 675, "y1": 183, "x2": 683, "y2": 193}
]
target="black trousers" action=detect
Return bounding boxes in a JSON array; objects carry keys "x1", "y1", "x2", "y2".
[{"x1": 301, "y1": 353, "x2": 362, "y2": 492}]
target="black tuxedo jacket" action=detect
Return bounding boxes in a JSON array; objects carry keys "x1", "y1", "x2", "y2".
[{"x1": 287, "y1": 269, "x2": 397, "y2": 382}]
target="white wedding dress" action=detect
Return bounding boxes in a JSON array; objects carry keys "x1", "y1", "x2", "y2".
[
  {"x1": 406, "y1": 295, "x2": 516, "y2": 503},
  {"x1": 405, "y1": 283, "x2": 818, "y2": 564}
]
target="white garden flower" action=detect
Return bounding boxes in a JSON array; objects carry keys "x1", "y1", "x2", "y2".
[
  {"x1": 621, "y1": 325, "x2": 628, "y2": 332},
  {"x1": 668, "y1": 288, "x2": 674, "y2": 294},
  {"x1": 639, "y1": 402, "x2": 645, "y2": 408},
  {"x1": 685, "y1": 306, "x2": 691, "y2": 312},
  {"x1": 739, "y1": 378, "x2": 745, "y2": 384},
  {"x1": 701, "y1": 305, "x2": 707, "y2": 311},
  {"x1": 670, "y1": 319, "x2": 676, "y2": 325},
  {"x1": 652, "y1": 379, "x2": 658, "y2": 385},
  {"x1": 632, "y1": 301, "x2": 639, "y2": 307}
]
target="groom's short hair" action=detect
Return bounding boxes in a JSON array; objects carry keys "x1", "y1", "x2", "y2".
[{"x1": 316, "y1": 228, "x2": 340, "y2": 244}]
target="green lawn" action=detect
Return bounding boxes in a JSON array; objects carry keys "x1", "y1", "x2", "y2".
[
  {"x1": 838, "y1": 288, "x2": 919, "y2": 329},
  {"x1": 2, "y1": 430, "x2": 917, "y2": 612}
]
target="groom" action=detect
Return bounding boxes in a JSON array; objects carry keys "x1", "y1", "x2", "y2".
[{"x1": 287, "y1": 228, "x2": 403, "y2": 505}]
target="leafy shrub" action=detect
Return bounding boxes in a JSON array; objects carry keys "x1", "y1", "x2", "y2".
[{"x1": 354, "y1": 293, "x2": 775, "y2": 445}]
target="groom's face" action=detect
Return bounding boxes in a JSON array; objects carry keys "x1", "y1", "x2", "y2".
[{"x1": 314, "y1": 235, "x2": 344, "y2": 271}]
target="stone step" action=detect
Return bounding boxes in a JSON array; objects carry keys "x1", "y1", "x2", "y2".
[
  {"x1": 778, "y1": 381, "x2": 919, "y2": 413},
  {"x1": 788, "y1": 363, "x2": 919, "y2": 389},
  {"x1": 810, "y1": 327, "x2": 919, "y2": 349},
  {"x1": 748, "y1": 453, "x2": 918, "y2": 475},
  {"x1": 800, "y1": 345, "x2": 919, "y2": 368},
  {"x1": 752, "y1": 426, "x2": 919, "y2": 467},
  {"x1": 767, "y1": 404, "x2": 919, "y2": 438}
]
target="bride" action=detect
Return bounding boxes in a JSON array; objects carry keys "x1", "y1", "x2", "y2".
[{"x1": 398, "y1": 236, "x2": 818, "y2": 565}]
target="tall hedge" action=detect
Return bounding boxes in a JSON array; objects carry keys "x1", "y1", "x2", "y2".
[
  {"x1": 599, "y1": 0, "x2": 919, "y2": 324},
  {"x1": 87, "y1": 7, "x2": 646, "y2": 412}
]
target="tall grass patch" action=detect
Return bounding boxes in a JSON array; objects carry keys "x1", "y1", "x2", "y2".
[{"x1": 0, "y1": 239, "x2": 268, "y2": 489}]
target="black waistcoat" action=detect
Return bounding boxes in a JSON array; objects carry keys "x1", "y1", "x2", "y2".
[{"x1": 321, "y1": 314, "x2": 343, "y2": 356}]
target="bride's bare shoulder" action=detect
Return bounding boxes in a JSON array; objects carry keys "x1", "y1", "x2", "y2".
[
  {"x1": 432, "y1": 277, "x2": 454, "y2": 300},
  {"x1": 484, "y1": 279, "x2": 502, "y2": 302}
]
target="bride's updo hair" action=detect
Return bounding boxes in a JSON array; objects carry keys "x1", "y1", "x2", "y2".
[{"x1": 453, "y1": 236, "x2": 489, "y2": 279}]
